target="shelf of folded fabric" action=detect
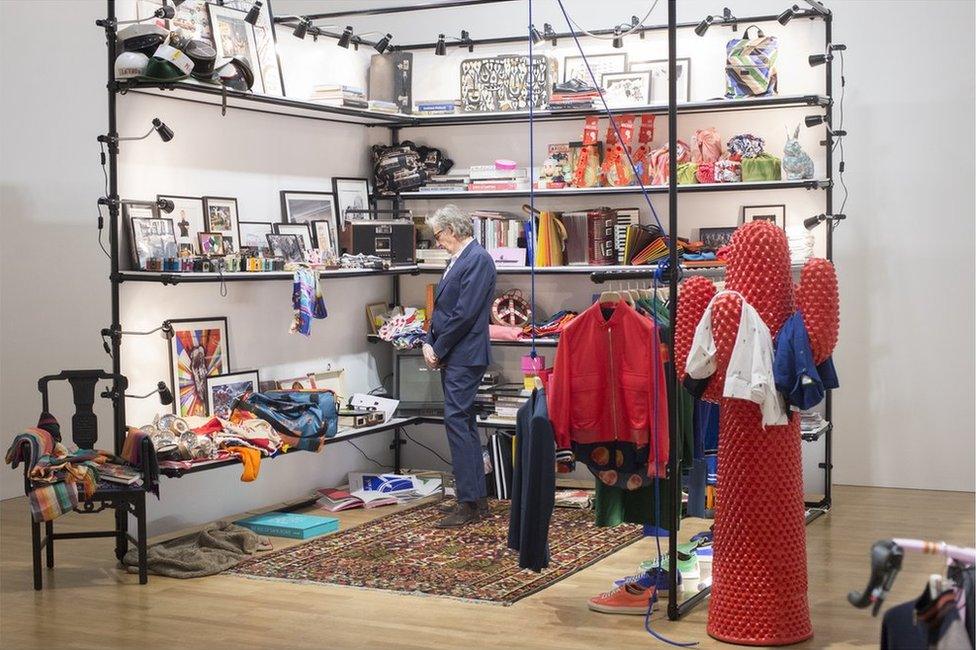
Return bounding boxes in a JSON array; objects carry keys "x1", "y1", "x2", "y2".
[
  {"x1": 800, "y1": 420, "x2": 832, "y2": 442},
  {"x1": 394, "y1": 179, "x2": 830, "y2": 200},
  {"x1": 390, "y1": 94, "x2": 831, "y2": 128},
  {"x1": 118, "y1": 80, "x2": 406, "y2": 126},
  {"x1": 118, "y1": 265, "x2": 420, "y2": 284},
  {"x1": 157, "y1": 417, "x2": 416, "y2": 478},
  {"x1": 367, "y1": 334, "x2": 558, "y2": 348}
]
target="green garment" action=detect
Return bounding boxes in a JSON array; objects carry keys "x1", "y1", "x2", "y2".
[{"x1": 594, "y1": 478, "x2": 678, "y2": 529}]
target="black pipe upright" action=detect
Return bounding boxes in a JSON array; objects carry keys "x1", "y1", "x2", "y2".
[
  {"x1": 822, "y1": 10, "x2": 834, "y2": 509},
  {"x1": 665, "y1": 0, "x2": 681, "y2": 622}
]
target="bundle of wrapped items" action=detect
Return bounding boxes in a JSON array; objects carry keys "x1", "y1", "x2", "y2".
[
  {"x1": 786, "y1": 225, "x2": 814, "y2": 264},
  {"x1": 378, "y1": 307, "x2": 428, "y2": 350}
]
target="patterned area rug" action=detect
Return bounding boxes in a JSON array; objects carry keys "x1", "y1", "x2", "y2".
[{"x1": 228, "y1": 500, "x2": 642, "y2": 604}]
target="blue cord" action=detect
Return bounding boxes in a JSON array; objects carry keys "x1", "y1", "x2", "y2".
[
  {"x1": 554, "y1": 0, "x2": 668, "y2": 242},
  {"x1": 528, "y1": 0, "x2": 537, "y2": 359}
]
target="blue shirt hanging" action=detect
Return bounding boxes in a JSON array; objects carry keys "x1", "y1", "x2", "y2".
[{"x1": 773, "y1": 311, "x2": 839, "y2": 410}]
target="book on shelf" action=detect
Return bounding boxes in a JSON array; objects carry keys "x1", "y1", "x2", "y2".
[
  {"x1": 415, "y1": 100, "x2": 458, "y2": 111},
  {"x1": 417, "y1": 185, "x2": 468, "y2": 192},
  {"x1": 311, "y1": 98, "x2": 369, "y2": 108},
  {"x1": 467, "y1": 181, "x2": 529, "y2": 192},
  {"x1": 235, "y1": 512, "x2": 340, "y2": 539},
  {"x1": 468, "y1": 166, "x2": 529, "y2": 181},
  {"x1": 368, "y1": 100, "x2": 399, "y2": 113}
]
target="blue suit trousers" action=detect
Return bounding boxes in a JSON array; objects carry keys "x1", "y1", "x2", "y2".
[{"x1": 440, "y1": 363, "x2": 487, "y2": 503}]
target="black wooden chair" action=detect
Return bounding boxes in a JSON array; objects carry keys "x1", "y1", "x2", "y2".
[{"x1": 20, "y1": 370, "x2": 153, "y2": 589}]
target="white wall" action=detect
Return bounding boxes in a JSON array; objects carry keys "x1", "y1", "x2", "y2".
[{"x1": 1, "y1": 0, "x2": 973, "y2": 532}]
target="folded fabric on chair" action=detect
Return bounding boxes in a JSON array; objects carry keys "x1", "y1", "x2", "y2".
[{"x1": 122, "y1": 520, "x2": 273, "y2": 578}]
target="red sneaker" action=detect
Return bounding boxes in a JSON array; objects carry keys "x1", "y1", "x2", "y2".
[{"x1": 587, "y1": 580, "x2": 658, "y2": 615}]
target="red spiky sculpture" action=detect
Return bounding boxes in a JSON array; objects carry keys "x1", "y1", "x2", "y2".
[{"x1": 675, "y1": 221, "x2": 839, "y2": 646}]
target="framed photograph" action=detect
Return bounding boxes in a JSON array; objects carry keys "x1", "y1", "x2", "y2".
[
  {"x1": 250, "y1": 0, "x2": 285, "y2": 97},
  {"x1": 239, "y1": 221, "x2": 274, "y2": 253},
  {"x1": 273, "y1": 222, "x2": 312, "y2": 250},
  {"x1": 312, "y1": 219, "x2": 337, "y2": 255},
  {"x1": 159, "y1": 195, "x2": 206, "y2": 254},
  {"x1": 198, "y1": 232, "x2": 225, "y2": 256},
  {"x1": 563, "y1": 53, "x2": 627, "y2": 84},
  {"x1": 365, "y1": 302, "x2": 388, "y2": 335},
  {"x1": 630, "y1": 58, "x2": 691, "y2": 103},
  {"x1": 121, "y1": 200, "x2": 157, "y2": 268},
  {"x1": 207, "y1": 3, "x2": 265, "y2": 92},
  {"x1": 600, "y1": 71, "x2": 651, "y2": 107},
  {"x1": 332, "y1": 177, "x2": 371, "y2": 228},
  {"x1": 266, "y1": 233, "x2": 305, "y2": 263},
  {"x1": 206, "y1": 370, "x2": 259, "y2": 419},
  {"x1": 168, "y1": 317, "x2": 230, "y2": 418},
  {"x1": 280, "y1": 190, "x2": 338, "y2": 238},
  {"x1": 699, "y1": 227, "x2": 738, "y2": 249},
  {"x1": 742, "y1": 204, "x2": 786, "y2": 229},
  {"x1": 202, "y1": 196, "x2": 241, "y2": 252},
  {"x1": 130, "y1": 217, "x2": 179, "y2": 269},
  {"x1": 168, "y1": 0, "x2": 213, "y2": 45}
]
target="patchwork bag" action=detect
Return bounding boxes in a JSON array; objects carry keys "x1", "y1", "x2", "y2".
[
  {"x1": 235, "y1": 390, "x2": 338, "y2": 451},
  {"x1": 725, "y1": 26, "x2": 779, "y2": 98},
  {"x1": 741, "y1": 153, "x2": 782, "y2": 181}
]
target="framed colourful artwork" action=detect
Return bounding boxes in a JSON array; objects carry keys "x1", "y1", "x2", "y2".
[{"x1": 167, "y1": 317, "x2": 231, "y2": 417}]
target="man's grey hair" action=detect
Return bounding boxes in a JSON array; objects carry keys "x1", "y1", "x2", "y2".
[{"x1": 426, "y1": 204, "x2": 474, "y2": 239}]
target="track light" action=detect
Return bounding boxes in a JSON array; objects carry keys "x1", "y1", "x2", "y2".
[
  {"x1": 244, "y1": 1, "x2": 262, "y2": 26},
  {"x1": 543, "y1": 23, "x2": 557, "y2": 45},
  {"x1": 337, "y1": 26, "x2": 353, "y2": 48},
  {"x1": 530, "y1": 24, "x2": 543, "y2": 44},
  {"x1": 100, "y1": 322, "x2": 174, "y2": 356},
  {"x1": 435, "y1": 34, "x2": 446, "y2": 56},
  {"x1": 694, "y1": 16, "x2": 713, "y2": 36},
  {"x1": 809, "y1": 43, "x2": 846, "y2": 66},
  {"x1": 460, "y1": 30, "x2": 473, "y2": 52},
  {"x1": 804, "y1": 213, "x2": 846, "y2": 230},
  {"x1": 156, "y1": 198, "x2": 175, "y2": 214},
  {"x1": 779, "y1": 1, "x2": 831, "y2": 25},
  {"x1": 151, "y1": 118, "x2": 174, "y2": 142},
  {"x1": 778, "y1": 5, "x2": 798, "y2": 25},
  {"x1": 804, "y1": 115, "x2": 824, "y2": 128},
  {"x1": 612, "y1": 27, "x2": 623, "y2": 49},
  {"x1": 374, "y1": 33, "x2": 392, "y2": 53},
  {"x1": 126, "y1": 381, "x2": 174, "y2": 406},
  {"x1": 292, "y1": 17, "x2": 310, "y2": 40}
]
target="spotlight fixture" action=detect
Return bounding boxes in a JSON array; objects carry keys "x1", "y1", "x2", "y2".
[
  {"x1": 778, "y1": 5, "x2": 798, "y2": 25},
  {"x1": 612, "y1": 27, "x2": 623, "y2": 49},
  {"x1": 694, "y1": 16, "x2": 713, "y2": 36},
  {"x1": 156, "y1": 198, "x2": 175, "y2": 214},
  {"x1": 460, "y1": 30, "x2": 473, "y2": 52},
  {"x1": 803, "y1": 115, "x2": 846, "y2": 137},
  {"x1": 543, "y1": 23, "x2": 557, "y2": 45},
  {"x1": 808, "y1": 42, "x2": 846, "y2": 66},
  {"x1": 244, "y1": 1, "x2": 262, "y2": 26},
  {"x1": 125, "y1": 381, "x2": 174, "y2": 406},
  {"x1": 530, "y1": 24, "x2": 543, "y2": 45},
  {"x1": 292, "y1": 17, "x2": 310, "y2": 40},
  {"x1": 374, "y1": 33, "x2": 392, "y2": 53},
  {"x1": 434, "y1": 34, "x2": 447, "y2": 56},
  {"x1": 99, "y1": 117, "x2": 174, "y2": 148},
  {"x1": 804, "y1": 213, "x2": 846, "y2": 230},
  {"x1": 337, "y1": 25, "x2": 353, "y2": 48},
  {"x1": 778, "y1": 1, "x2": 831, "y2": 25},
  {"x1": 100, "y1": 321, "x2": 174, "y2": 356}
]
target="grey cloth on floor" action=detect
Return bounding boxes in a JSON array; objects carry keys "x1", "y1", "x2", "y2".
[{"x1": 122, "y1": 520, "x2": 271, "y2": 578}]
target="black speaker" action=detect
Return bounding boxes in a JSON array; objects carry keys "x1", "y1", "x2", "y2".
[
  {"x1": 350, "y1": 220, "x2": 416, "y2": 265},
  {"x1": 368, "y1": 51, "x2": 413, "y2": 114}
]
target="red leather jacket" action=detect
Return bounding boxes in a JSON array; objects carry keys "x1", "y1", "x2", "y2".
[{"x1": 549, "y1": 300, "x2": 669, "y2": 485}]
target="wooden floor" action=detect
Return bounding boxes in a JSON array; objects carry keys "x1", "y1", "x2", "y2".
[{"x1": 1, "y1": 485, "x2": 972, "y2": 650}]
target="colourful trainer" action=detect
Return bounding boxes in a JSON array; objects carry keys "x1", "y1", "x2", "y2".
[{"x1": 588, "y1": 574, "x2": 658, "y2": 615}]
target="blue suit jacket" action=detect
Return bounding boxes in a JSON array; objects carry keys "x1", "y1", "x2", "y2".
[{"x1": 427, "y1": 240, "x2": 497, "y2": 366}]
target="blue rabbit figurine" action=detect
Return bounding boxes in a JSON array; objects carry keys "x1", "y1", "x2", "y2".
[{"x1": 782, "y1": 124, "x2": 815, "y2": 180}]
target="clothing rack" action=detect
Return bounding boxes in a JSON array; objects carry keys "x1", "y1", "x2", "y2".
[{"x1": 96, "y1": 0, "x2": 839, "y2": 620}]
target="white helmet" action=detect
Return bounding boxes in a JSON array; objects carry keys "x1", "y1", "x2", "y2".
[{"x1": 115, "y1": 51, "x2": 150, "y2": 80}]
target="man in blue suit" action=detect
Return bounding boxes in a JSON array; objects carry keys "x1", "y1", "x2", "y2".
[{"x1": 423, "y1": 205, "x2": 497, "y2": 528}]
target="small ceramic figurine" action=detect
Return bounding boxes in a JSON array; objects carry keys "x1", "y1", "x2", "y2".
[{"x1": 782, "y1": 124, "x2": 815, "y2": 180}]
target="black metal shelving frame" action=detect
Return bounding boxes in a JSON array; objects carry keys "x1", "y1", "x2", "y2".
[{"x1": 97, "y1": 0, "x2": 837, "y2": 619}]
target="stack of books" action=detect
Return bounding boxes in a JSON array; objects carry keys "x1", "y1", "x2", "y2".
[
  {"x1": 548, "y1": 89, "x2": 600, "y2": 111},
  {"x1": 99, "y1": 463, "x2": 143, "y2": 486},
  {"x1": 415, "y1": 99, "x2": 458, "y2": 115},
  {"x1": 420, "y1": 172, "x2": 470, "y2": 193},
  {"x1": 471, "y1": 210, "x2": 525, "y2": 256},
  {"x1": 309, "y1": 84, "x2": 367, "y2": 108},
  {"x1": 368, "y1": 99, "x2": 400, "y2": 114},
  {"x1": 236, "y1": 512, "x2": 340, "y2": 539},
  {"x1": 475, "y1": 370, "x2": 500, "y2": 416},
  {"x1": 491, "y1": 383, "x2": 530, "y2": 422},
  {"x1": 468, "y1": 165, "x2": 530, "y2": 192}
]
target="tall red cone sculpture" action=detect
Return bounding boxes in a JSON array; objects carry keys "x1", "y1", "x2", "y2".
[
  {"x1": 677, "y1": 221, "x2": 819, "y2": 645},
  {"x1": 796, "y1": 258, "x2": 840, "y2": 365},
  {"x1": 675, "y1": 275, "x2": 717, "y2": 379}
]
